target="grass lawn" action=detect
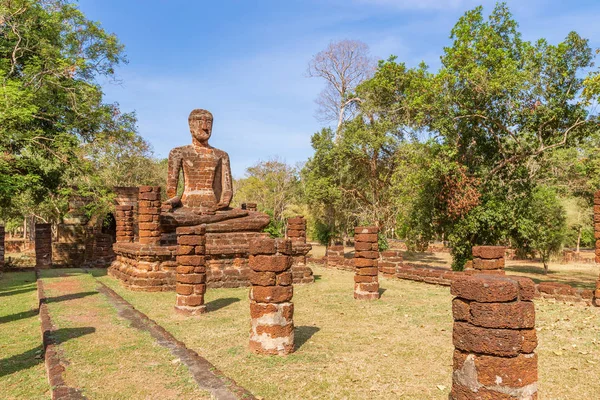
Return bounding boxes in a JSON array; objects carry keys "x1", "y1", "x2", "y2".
[
  {"x1": 38, "y1": 269, "x2": 210, "y2": 399},
  {"x1": 99, "y1": 264, "x2": 600, "y2": 399},
  {"x1": 0, "y1": 271, "x2": 49, "y2": 400}
]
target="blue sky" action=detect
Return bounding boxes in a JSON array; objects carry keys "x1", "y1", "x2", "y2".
[{"x1": 78, "y1": 0, "x2": 600, "y2": 178}]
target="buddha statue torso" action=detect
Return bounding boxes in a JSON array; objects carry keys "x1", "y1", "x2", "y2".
[{"x1": 167, "y1": 145, "x2": 232, "y2": 214}]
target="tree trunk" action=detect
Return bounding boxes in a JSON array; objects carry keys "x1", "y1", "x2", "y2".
[
  {"x1": 543, "y1": 258, "x2": 548, "y2": 275},
  {"x1": 576, "y1": 227, "x2": 581, "y2": 253}
]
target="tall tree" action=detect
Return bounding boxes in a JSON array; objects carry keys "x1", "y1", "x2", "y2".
[
  {"x1": 307, "y1": 39, "x2": 375, "y2": 135},
  {"x1": 0, "y1": 0, "x2": 143, "y2": 223}
]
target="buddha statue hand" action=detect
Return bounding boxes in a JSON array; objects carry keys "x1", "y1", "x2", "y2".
[{"x1": 162, "y1": 196, "x2": 182, "y2": 212}]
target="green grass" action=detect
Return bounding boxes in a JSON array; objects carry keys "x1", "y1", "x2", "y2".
[
  {"x1": 38, "y1": 269, "x2": 210, "y2": 399},
  {"x1": 99, "y1": 265, "x2": 600, "y2": 399},
  {"x1": 0, "y1": 271, "x2": 49, "y2": 400}
]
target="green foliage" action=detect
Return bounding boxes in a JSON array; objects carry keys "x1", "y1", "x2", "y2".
[
  {"x1": 0, "y1": 0, "x2": 161, "y2": 224},
  {"x1": 514, "y1": 186, "x2": 567, "y2": 272},
  {"x1": 233, "y1": 157, "x2": 300, "y2": 232},
  {"x1": 262, "y1": 210, "x2": 285, "y2": 239},
  {"x1": 313, "y1": 220, "x2": 334, "y2": 247},
  {"x1": 377, "y1": 232, "x2": 389, "y2": 252}
]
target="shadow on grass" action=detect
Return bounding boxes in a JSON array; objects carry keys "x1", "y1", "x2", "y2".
[
  {"x1": 294, "y1": 325, "x2": 320, "y2": 351},
  {"x1": 0, "y1": 308, "x2": 38, "y2": 325},
  {"x1": 45, "y1": 291, "x2": 97, "y2": 304},
  {"x1": 87, "y1": 268, "x2": 108, "y2": 278},
  {"x1": 313, "y1": 275, "x2": 322, "y2": 282},
  {"x1": 379, "y1": 287, "x2": 387, "y2": 296},
  {"x1": 205, "y1": 297, "x2": 240, "y2": 312},
  {"x1": 0, "y1": 286, "x2": 36, "y2": 297},
  {"x1": 0, "y1": 326, "x2": 95, "y2": 378}
]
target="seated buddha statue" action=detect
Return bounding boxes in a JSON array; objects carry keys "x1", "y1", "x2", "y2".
[{"x1": 160, "y1": 109, "x2": 269, "y2": 232}]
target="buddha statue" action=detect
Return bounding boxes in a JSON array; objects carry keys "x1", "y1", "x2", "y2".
[{"x1": 160, "y1": 109, "x2": 269, "y2": 232}]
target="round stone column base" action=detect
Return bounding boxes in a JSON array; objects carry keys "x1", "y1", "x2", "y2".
[{"x1": 174, "y1": 305, "x2": 207, "y2": 316}]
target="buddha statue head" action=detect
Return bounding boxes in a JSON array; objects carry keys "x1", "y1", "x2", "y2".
[{"x1": 188, "y1": 109, "x2": 213, "y2": 145}]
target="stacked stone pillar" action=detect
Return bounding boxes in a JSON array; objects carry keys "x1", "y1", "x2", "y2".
[
  {"x1": 248, "y1": 238, "x2": 294, "y2": 355},
  {"x1": 35, "y1": 223, "x2": 52, "y2": 269},
  {"x1": 115, "y1": 205, "x2": 135, "y2": 243},
  {"x1": 0, "y1": 226, "x2": 4, "y2": 271},
  {"x1": 594, "y1": 190, "x2": 600, "y2": 306},
  {"x1": 326, "y1": 245, "x2": 345, "y2": 269},
  {"x1": 175, "y1": 225, "x2": 207, "y2": 315},
  {"x1": 354, "y1": 226, "x2": 380, "y2": 300},
  {"x1": 468, "y1": 246, "x2": 505, "y2": 275},
  {"x1": 138, "y1": 186, "x2": 161, "y2": 245},
  {"x1": 287, "y1": 216, "x2": 306, "y2": 244},
  {"x1": 451, "y1": 275, "x2": 538, "y2": 399}
]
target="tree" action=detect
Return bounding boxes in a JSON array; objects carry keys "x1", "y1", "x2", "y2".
[
  {"x1": 233, "y1": 158, "x2": 300, "y2": 237},
  {"x1": 350, "y1": 3, "x2": 600, "y2": 268},
  {"x1": 516, "y1": 186, "x2": 567, "y2": 274},
  {"x1": 307, "y1": 39, "x2": 375, "y2": 135},
  {"x1": 0, "y1": 0, "x2": 149, "y2": 224}
]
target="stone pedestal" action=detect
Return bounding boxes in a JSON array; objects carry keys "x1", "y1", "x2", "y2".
[
  {"x1": 138, "y1": 186, "x2": 161, "y2": 245},
  {"x1": 115, "y1": 205, "x2": 135, "y2": 243},
  {"x1": 353, "y1": 226, "x2": 380, "y2": 300},
  {"x1": 248, "y1": 238, "x2": 294, "y2": 355},
  {"x1": 379, "y1": 250, "x2": 402, "y2": 278},
  {"x1": 594, "y1": 191, "x2": 600, "y2": 307},
  {"x1": 467, "y1": 246, "x2": 506, "y2": 275},
  {"x1": 175, "y1": 225, "x2": 207, "y2": 315},
  {"x1": 286, "y1": 216, "x2": 314, "y2": 284},
  {"x1": 0, "y1": 226, "x2": 4, "y2": 271},
  {"x1": 35, "y1": 223, "x2": 52, "y2": 269},
  {"x1": 451, "y1": 275, "x2": 538, "y2": 399}
]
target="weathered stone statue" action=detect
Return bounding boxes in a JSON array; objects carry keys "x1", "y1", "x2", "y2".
[
  {"x1": 160, "y1": 109, "x2": 268, "y2": 231},
  {"x1": 164, "y1": 109, "x2": 232, "y2": 214}
]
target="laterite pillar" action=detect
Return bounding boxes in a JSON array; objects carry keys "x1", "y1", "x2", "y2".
[
  {"x1": 353, "y1": 226, "x2": 380, "y2": 300},
  {"x1": 451, "y1": 275, "x2": 538, "y2": 399},
  {"x1": 138, "y1": 186, "x2": 161, "y2": 245},
  {"x1": 248, "y1": 237, "x2": 294, "y2": 355},
  {"x1": 175, "y1": 225, "x2": 207, "y2": 315},
  {"x1": 35, "y1": 223, "x2": 52, "y2": 269}
]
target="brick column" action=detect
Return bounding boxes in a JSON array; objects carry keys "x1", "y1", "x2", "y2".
[
  {"x1": 451, "y1": 275, "x2": 538, "y2": 399},
  {"x1": 175, "y1": 225, "x2": 207, "y2": 315},
  {"x1": 115, "y1": 205, "x2": 135, "y2": 243},
  {"x1": 35, "y1": 223, "x2": 52, "y2": 269},
  {"x1": 0, "y1": 226, "x2": 4, "y2": 271},
  {"x1": 138, "y1": 186, "x2": 161, "y2": 245},
  {"x1": 379, "y1": 250, "x2": 403, "y2": 278},
  {"x1": 248, "y1": 238, "x2": 294, "y2": 355},
  {"x1": 327, "y1": 245, "x2": 344, "y2": 268},
  {"x1": 354, "y1": 226, "x2": 379, "y2": 300},
  {"x1": 246, "y1": 202, "x2": 257, "y2": 212},
  {"x1": 286, "y1": 216, "x2": 306, "y2": 243},
  {"x1": 468, "y1": 246, "x2": 505, "y2": 275},
  {"x1": 594, "y1": 191, "x2": 600, "y2": 306}
]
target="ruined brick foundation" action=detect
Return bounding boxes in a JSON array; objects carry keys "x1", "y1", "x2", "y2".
[
  {"x1": 451, "y1": 274, "x2": 538, "y2": 399},
  {"x1": 248, "y1": 238, "x2": 295, "y2": 355},
  {"x1": 379, "y1": 250, "x2": 402, "y2": 278},
  {"x1": 109, "y1": 186, "x2": 272, "y2": 291}
]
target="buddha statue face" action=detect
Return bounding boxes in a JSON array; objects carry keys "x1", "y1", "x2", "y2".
[{"x1": 188, "y1": 109, "x2": 213, "y2": 143}]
